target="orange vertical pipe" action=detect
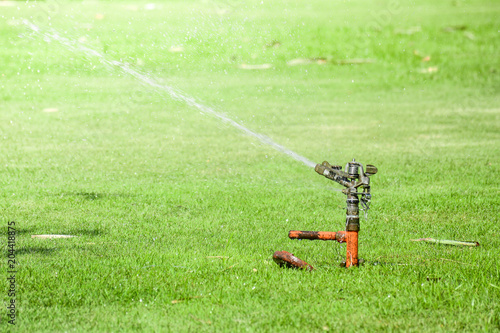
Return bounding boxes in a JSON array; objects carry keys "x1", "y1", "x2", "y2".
[{"x1": 346, "y1": 231, "x2": 358, "y2": 267}]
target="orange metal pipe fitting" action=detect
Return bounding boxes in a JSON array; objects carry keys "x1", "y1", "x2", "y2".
[
  {"x1": 288, "y1": 230, "x2": 346, "y2": 242},
  {"x1": 288, "y1": 230, "x2": 358, "y2": 268}
]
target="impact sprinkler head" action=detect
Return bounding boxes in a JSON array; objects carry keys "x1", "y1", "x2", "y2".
[{"x1": 274, "y1": 158, "x2": 377, "y2": 270}]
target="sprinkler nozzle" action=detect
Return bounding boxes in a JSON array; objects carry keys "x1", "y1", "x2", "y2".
[
  {"x1": 315, "y1": 162, "x2": 351, "y2": 187},
  {"x1": 365, "y1": 164, "x2": 378, "y2": 175},
  {"x1": 314, "y1": 163, "x2": 328, "y2": 176}
]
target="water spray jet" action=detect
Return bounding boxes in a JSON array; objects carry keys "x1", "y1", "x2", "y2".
[
  {"x1": 23, "y1": 21, "x2": 316, "y2": 169},
  {"x1": 273, "y1": 159, "x2": 377, "y2": 269}
]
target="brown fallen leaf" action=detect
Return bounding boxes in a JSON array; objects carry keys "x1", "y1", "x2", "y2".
[
  {"x1": 418, "y1": 67, "x2": 439, "y2": 74},
  {"x1": 168, "y1": 46, "x2": 184, "y2": 53},
  {"x1": 413, "y1": 50, "x2": 432, "y2": 62},
  {"x1": 43, "y1": 108, "x2": 59, "y2": 113},
  {"x1": 287, "y1": 58, "x2": 373, "y2": 66},
  {"x1": 411, "y1": 238, "x2": 479, "y2": 246},
  {"x1": 463, "y1": 31, "x2": 476, "y2": 40},
  {"x1": 287, "y1": 58, "x2": 317, "y2": 66},
  {"x1": 238, "y1": 63, "x2": 272, "y2": 70}
]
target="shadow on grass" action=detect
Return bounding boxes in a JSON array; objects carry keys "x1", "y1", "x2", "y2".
[
  {"x1": 76, "y1": 192, "x2": 105, "y2": 200},
  {"x1": 12, "y1": 228, "x2": 104, "y2": 237},
  {"x1": 7, "y1": 246, "x2": 59, "y2": 257},
  {"x1": 69, "y1": 228, "x2": 103, "y2": 237},
  {"x1": 3, "y1": 227, "x2": 34, "y2": 235},
  {"x1": 33, "y1": 228, "x2": 105, "y2": 237},
  {"x1": 54, "y1": 191, "x2": 133, "y2": 201},
  {"x1": 74, "y1": 192, "x2": 131, "y2": 200}
]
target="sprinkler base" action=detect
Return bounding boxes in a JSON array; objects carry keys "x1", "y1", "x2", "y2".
[{"x1": 273, "y1": 251, "x2": 314, "y2": 271}]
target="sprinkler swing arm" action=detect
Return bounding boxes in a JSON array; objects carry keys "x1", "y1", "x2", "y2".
[
  {"x1": 314, "y1": 160, "x2": 377, "y2": 218},
  {"x1": 273, "y1": 159, "x2": 377, "y2": 269}
]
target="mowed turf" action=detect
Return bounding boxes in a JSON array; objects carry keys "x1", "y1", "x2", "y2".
[{"x1": 1, "y1": 0, "x2": 499, "y2": 331}]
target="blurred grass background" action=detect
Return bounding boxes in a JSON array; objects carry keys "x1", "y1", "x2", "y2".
[{"x1": 1, "y1": 0, "x2": 499, "y2": 331}]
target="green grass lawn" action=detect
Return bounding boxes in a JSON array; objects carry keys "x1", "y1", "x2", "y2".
[{"x1": 1, "y1": 0, "x2": 499, "y2": 331}]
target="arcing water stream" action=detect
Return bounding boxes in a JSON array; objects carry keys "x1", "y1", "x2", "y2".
[{"x1": 23, "y1": 20, "x2": 317, "y2": 169}]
